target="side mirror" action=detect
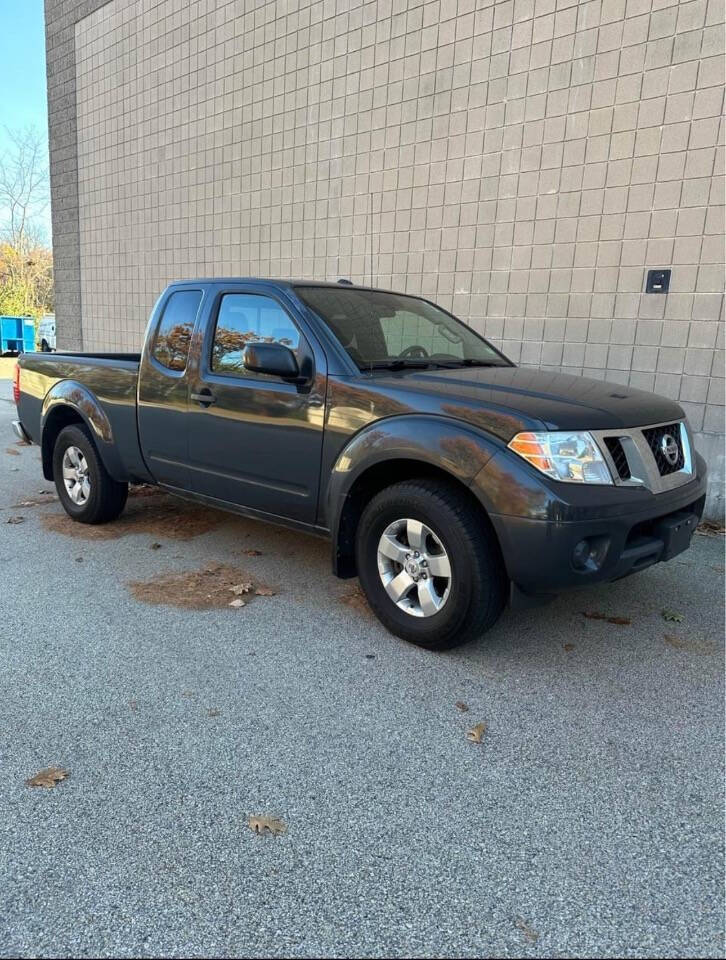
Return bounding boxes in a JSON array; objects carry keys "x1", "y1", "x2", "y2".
[{"x1": 244, "y1": 341, "x2": 300, "y2": 379}]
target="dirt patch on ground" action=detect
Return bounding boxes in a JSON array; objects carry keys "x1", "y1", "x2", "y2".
[
  {"x1": 41, "y1": 486, "x2": 226, "y2": 541},
  {"x1": 127, "y1": 564, "x2": 276, "y2": 610},
  {"x1": 338, "y1": 584, "x2": 375, "y2": 619}
]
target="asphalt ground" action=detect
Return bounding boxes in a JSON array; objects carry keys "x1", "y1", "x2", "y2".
[{"x1": 0, "y1": 379, "x2": 723, "y2": 959}]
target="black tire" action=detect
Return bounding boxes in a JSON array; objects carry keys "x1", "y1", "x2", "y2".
[
  {"x1": 41, "y1": 339, "x2": 50, "y2": 352},
  {"x1": 53, "y1": 423, "x2": 128, "y2": 524},
  {"x1": 355, "y1": 479, "x2": 507, "y2": 650}
]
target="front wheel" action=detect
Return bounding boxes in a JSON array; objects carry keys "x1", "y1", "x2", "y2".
[
  {"x1": 53, "y1": 424, "x2": 128, "y2": 524},
  {"x1": 355, "y1": 479, "x2": 507, "y2": 650}
]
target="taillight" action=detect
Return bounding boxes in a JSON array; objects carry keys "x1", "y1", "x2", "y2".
[{"x1": 12, "y1": 363, "x2": 20, "y2": 405}]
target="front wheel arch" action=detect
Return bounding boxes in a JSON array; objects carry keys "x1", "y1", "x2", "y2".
[{"x1": 332, "y1": 458, "x2": 505, "y2": 582}]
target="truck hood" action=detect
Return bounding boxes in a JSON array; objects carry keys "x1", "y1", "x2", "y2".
[{"x1": 369, "y1": 365, "x2": 684, "y2": 439}]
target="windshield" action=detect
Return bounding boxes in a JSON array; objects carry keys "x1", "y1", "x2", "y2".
[{"x1": 295, "y1": 286, "x2": 511, "y2": 371}]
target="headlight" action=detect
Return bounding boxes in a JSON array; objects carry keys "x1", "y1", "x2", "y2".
[{"x1": 508, "y1": 431, "x2": 613, "y2": 484}]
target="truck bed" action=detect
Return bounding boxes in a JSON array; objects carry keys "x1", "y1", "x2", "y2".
[
  {"x1": 16, "y1": 350, "x2": 150, "y2": 483},
  {"x1": 51, "y1": 351, "x2": 141, "y2": 362}
]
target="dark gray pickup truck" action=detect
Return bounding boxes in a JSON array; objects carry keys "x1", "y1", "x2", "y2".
[{"x1": 14, "y1": 279, "x2": 707, "y2": 649}]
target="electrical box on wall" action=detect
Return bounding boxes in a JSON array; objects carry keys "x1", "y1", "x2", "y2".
[{"x1": 646, "y1": 269, "x2": 671, "y2": 293}]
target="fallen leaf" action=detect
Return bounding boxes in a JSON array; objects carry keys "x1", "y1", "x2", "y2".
[
  {"x1": 563, "y1": 643, "x2": 575, "y2": 652},
  {"x1": 583, "y1": 611, "x2": 631, "y2": 625},
  {"x1": 365, "y1": 653, "x2": 375, "y2": 660},
  {"x1": 26, "y1": 767, "x2": 69, "y2": 788},
  {"x1": 466, "y1": 722, "x2": 487, "y2": 744},
  {"x1": 12, "y1": 493, "x2": 56, "y2": 508},
  {"x1": 696, "y1": 521, "x2": 725, "y2": 537},
  {"x1": 5, "y1": 447, "x2": 20, "y2": 456},
  {"x1": 662, "y1": 609, "x2": 683, "y2": 623},
  {"x1": 515, "y1": 916, "x2": 539, "y2": 943},
  {"x1": 248, "y1": 814, "x2": 286, "y2": 836},
  {"x1": 150, "y1": 542, "x2": 162, "y2": 550},
  {"x1": 255, "y1": 586, "x2": 275, "y2": 596},
  {"x1": 229, "y1": 598, "x2": 246, "y2": 608},
  {"x1": 230, "y1": 582, "x2": 253, "y2": 596},
  {"x1": 243, "y1": 548, "x2": 262, "y2": 556},
  {"x1": 455, "y1": 701, "x2": 469, "y2": 712},
  {"x1": 207, "y1": 708, "x2": 221, "y2": 717},
  {"x1": 75, "y1": 556, "x2": 84, "y2": 563},
  {"x1": 7, "y1": 516, "x2": 25, "y2": 525},
  {"x1": 663, "y1": 633, "x2": 715, "y2": 655}
]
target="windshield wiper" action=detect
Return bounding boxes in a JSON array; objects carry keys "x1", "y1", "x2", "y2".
[
  {"x1": 366, "y1": 357, "x2": 506, "y2": 372},
  {"x1": 367, "y1": 359, "x2": 433, "y2": 370},
  {"x1": 437, "y1": 358, "x2": 505, "y2": 368}
]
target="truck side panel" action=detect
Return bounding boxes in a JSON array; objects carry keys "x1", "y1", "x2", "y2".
[{"x1": 17, "y1": 354, "x2": 152, "y2": 483}]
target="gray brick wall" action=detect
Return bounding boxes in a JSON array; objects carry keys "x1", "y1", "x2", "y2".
[{"x1": 45, "y1": 0, "x2": 725, "y2": 519}]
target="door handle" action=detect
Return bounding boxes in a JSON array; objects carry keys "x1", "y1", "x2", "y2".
[{"x1": 191, "y1": 390, "x2": 216, "y2": 406}]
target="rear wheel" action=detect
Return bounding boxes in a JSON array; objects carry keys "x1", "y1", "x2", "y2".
[
  {"x1": 53, "y1": 424, "x2": 128, "y2": 524},
  {"x1": 355, "y1": 479, "x2": 507, "y2": 650}
]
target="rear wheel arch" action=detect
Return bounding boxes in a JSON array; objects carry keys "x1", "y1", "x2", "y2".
[
  {"x1": 332, "y1": 457, "x2": 505, "y2": 580},
  {"x1": 40, "y1": 384, "x2": 117, "y2": 482},
  {"x1": 41, "y1": 405, "x2": 87, "y2": 481}
]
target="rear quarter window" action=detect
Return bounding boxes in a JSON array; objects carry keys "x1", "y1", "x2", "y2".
[{"x1": 152, "y1": 290, "x2": 202, "y2": 371}]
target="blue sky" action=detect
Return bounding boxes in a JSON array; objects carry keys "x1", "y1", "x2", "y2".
[
  {"x1": 0, "y1": 0, "x2": 47, "y2": 133},
  {"x1": 0, "y1": 0, "x2": 51, "y2": 242}
]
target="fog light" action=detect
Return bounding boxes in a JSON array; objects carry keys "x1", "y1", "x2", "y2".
[
  {"x1": 572, "y1": 539, "x2": 591, "y2": 570},
  {"x1": 571, "y1": 536, "x2": 610, "y2": 572}
]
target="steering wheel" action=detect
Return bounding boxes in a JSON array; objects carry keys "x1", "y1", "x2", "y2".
[{"x1": 399, "y1": 344, "x2": 429, "y2": 359}]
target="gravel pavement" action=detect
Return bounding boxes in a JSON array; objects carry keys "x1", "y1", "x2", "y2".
[{"x1": 0, "y1": 379, "x2": 723, "y2": 959}]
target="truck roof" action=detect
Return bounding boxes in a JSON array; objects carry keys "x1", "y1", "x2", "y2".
[{"x1": 169, "y1": 278, "x2": 392, "y2": 293}]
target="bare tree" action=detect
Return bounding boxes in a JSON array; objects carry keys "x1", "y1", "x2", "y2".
[
  {"x1": 0, "y1": 126, "x2": 50, "y2": 252},
  {"x1": 0, "y1": 127, "x2": 53, "y2": 317}
]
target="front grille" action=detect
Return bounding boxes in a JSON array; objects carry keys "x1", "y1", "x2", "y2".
[
  {"x1": 603, "y1": 437, "x2": 631, "y2": 480},
  {"x1": 642, "y1": 423, "x2": 685, "y2": 476}
]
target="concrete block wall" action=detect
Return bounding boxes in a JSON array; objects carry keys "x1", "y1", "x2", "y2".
[{"x1": 46, "y1": 0, "x2": 725, "y2": 518}]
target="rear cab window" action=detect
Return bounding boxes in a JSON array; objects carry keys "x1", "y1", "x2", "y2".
[{"x1": 152, "y1": 290, "x2": 202, "y2": 371}]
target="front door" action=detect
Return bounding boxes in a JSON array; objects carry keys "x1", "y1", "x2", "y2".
[{"x1": 186, "y1": 286, "x2": 326, "y2": 524}]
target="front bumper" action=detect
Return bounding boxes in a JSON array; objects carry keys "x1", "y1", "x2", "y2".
[{"x1": 489, "y1": 457, "x2": 708, "y2": 597}]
